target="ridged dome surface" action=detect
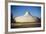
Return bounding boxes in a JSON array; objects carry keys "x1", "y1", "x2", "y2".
[{"x1": 15, "y1": 12, "x2": 39, "y2": 22}]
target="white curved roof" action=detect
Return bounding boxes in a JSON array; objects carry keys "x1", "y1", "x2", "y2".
[{"x1": 14, "y1": 11, "x2": 38, "y2": 22}]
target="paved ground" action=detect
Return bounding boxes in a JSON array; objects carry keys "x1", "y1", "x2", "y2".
[{"x1": 11, "y1": 22, "x2": 41, "y2": 28}]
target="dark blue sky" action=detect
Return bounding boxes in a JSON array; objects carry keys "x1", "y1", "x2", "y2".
[{"x1": 11, "y1": 5, "x2": 41, "y2": 18}]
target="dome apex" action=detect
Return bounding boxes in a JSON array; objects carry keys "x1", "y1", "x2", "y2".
[{"x1": 24, "y1": 11, "x2": 31, "y2": 16}]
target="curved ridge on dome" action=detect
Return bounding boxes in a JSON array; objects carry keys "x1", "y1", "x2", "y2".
[{"x1": 24, "y1": 11, "x2": 32, "y2": 16}]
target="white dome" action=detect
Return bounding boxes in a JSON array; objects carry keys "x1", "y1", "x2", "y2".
[{"x1": 14, "y1": 12, "x2": 38, "y2": 22}]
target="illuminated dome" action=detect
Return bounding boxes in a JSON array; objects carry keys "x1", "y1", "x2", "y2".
[{"x1": 14, "y1": 11, "x2": 39, "y2": 22}]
